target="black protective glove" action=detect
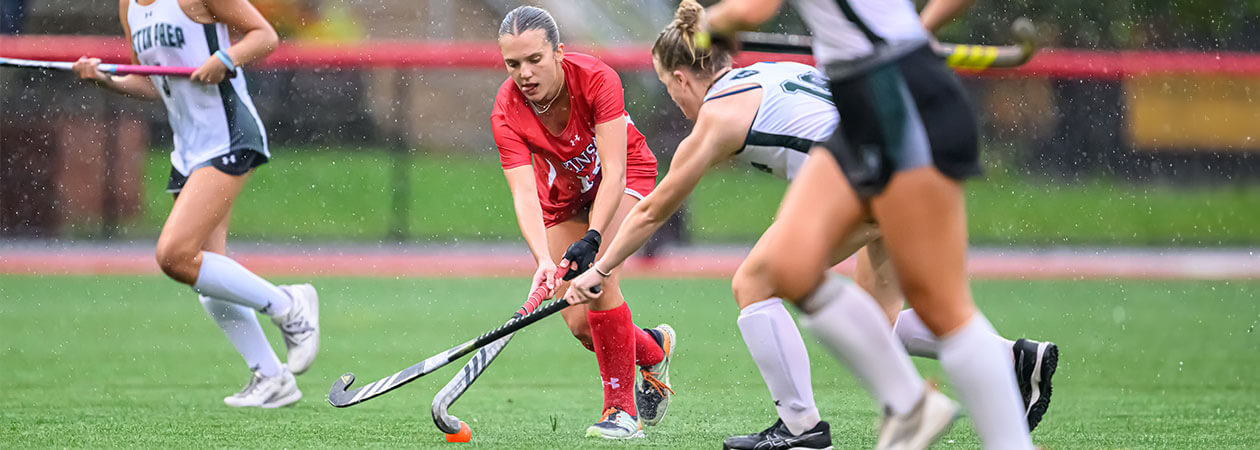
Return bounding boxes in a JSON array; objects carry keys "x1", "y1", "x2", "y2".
[{"x1": 560, "y1": 229, "x2": 601, "y2": 281}]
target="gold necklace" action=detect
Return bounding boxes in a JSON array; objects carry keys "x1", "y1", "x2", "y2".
[{"x1": 530, "y1": 87, "x2": 562, "y2": 115}]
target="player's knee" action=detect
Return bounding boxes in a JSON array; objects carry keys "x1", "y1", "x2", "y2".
[
  {"x1": 573, "y1": 331, "x2": 595, "y2": 351},
  {"x1": 568, "y1": 322, "x2": 595, "y2": 351},
  {"x1": 732, "y1": 261, "x2": 772, "y2": 309},
  {"x1": 765, "y1": 255, "x2": 823, "y2": 302},
  {"x1": 154, "y1": 241, "x2": 198, "y2": 283}
]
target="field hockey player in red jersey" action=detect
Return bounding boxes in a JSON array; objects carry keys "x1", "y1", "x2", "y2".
[{"x1": 490, "y1": 5, "x2": 676, "y2": 439}]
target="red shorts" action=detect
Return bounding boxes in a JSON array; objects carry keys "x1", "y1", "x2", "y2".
[{"x1": 542, "y1": 170, "x2": 656, "y2": 228}]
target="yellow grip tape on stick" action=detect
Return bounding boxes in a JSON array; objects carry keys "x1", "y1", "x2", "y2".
[{"x1": 947, "y1": 45, "x2": 998, "y2": 69}]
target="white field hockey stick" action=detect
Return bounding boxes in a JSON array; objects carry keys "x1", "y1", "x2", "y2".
[
  {"x1": 0, "y1": 56, "x2": 236, "y2": 78},
  {"x1": 736, "y1": 18, "x2": 1039, "y2": 69},
  {"x1": 329, "y1": 267, "x2": 590, "y2": 408}
]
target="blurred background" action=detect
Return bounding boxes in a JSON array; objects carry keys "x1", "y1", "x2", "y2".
[{"x1": 2, "y1": 0, "x2": 1257, "y2": 250}]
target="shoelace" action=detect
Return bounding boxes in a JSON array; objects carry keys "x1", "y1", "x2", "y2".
[
  {"x1": 640, "y1": 370, "x2": 674, "y2": 397},
  {"x1": 598, "y1": 407, "x2": 620, "y2": 423},
  {"x1": 279, "y1": 305, "x2": 314, "y2": 346},
  {"x1": 235, "y1": 372, "x2": 265, "y2": 396}
]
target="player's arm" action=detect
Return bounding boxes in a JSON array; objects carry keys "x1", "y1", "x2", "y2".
[
  {"x1": 503, "y1": 166, "x2": 552, "y2": 264},
  {"x1": 503, "y1": 164, "x2": 560, "y2": 294},
  {"x1": 919, "y1": 0, "x2": 977, "y2": 33},
  {"x1": 194, "y1": 0, "x2": 279, "y2": 84},
  {"x1": 705, "y1": 0, "x2": 785, "y2": 36},
  {"x1": 73, "y1": 0, "x2": 159, "y2": 99},
  {"x1": 587, "y1": 115, "x2": 628, "y2": 236},
  {"x1": 566, "y1": 98, "x2": 753, "y2": 302}
]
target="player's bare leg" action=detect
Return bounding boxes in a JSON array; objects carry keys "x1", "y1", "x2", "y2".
[
  {"x1": 163, "y1": 168, "x2": 305, "y2": 407},
  {"x1": 870, "y1": 166, "x2": 1031, "y2": 448},
  {"x1": 746, "y1": 150, "x2": 953, "y2": 449},
  {"x1": 760, "y1": 150, "x2": 958, "y2": 449},
  {"x1": 726, "y1": 220, "x2": 834, "y2": 449}
]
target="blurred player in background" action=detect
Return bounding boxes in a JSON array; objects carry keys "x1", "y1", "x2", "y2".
[
  {"x1": 491, "y1": 6, "x2": 674, "y2": 439},
  {"x1": 72, "y1": 0, "x2": 319, "y2": 408},
  {"x1": 566, "y1": 1, "x2": 1056, "y2": 448},
  {"x1": 692, "y1": 0, "x2": 1038, "y2": 448}
]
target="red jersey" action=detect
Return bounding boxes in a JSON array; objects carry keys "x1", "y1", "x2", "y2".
[{"x1": 492, "y1": 53, "x2": 657, "y2": 227}]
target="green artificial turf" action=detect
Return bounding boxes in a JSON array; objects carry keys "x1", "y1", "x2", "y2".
[
  {"x1": 2, "y1": 276, "x2": 1257, "y2": 447},
  {"x1": 67, "y1": 150, "x2": 1260, "y2": 246}
]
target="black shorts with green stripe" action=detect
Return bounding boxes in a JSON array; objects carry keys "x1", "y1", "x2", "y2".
[{"x1": 822, "y1": 43, "x2": 981, "y2": 199}]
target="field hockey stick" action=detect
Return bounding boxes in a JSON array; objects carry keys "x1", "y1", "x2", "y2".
[
  {"x1": 431, "y1": 275, "x2": 559, "y2": 434},
  {"x1": 736, "y1": 18, "x2": 1039, "y2": 69},
  {"x1": 0, "y1": 56, "x2": 236, "y2": 78},
  {"x1": 329, "y1": 267, "x2": 595, "y2": 408}
]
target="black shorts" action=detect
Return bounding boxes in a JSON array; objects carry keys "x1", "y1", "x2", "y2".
[
  {"x1": 822, "y1": 44, "x2": 980, "y2": 198},
  {"x1": 166, "y1": 149, "x2": 268, "y2": 193}
]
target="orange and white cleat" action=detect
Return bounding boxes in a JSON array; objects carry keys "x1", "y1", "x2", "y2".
[{"x1": 636, "y1": 324, "x2": 676, "y2": 426}]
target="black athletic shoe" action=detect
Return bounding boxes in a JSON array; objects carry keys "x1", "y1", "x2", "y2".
[
  {"x1": 722, "y1": 419, "x2": 833, "y2": 450},
  {"x1": 1013, "y1": 338, "x2": 1058, "y2": 432}
]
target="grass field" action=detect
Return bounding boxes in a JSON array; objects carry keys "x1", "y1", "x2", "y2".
[
  {"x1": 2, "y1": 275, "x2": 1257, "y2": 447},
  {"x1": 81, "y1": 150, "x2": 1260, "y2": 246}
]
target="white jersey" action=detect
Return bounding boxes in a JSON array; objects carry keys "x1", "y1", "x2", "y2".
[
  {"x1": 704, "y1": 62, "x2": 838, "y2": 180},
  {"x1": 127, "y1": 0, "x2": 269, "y2": 176},
  {"x1": 788, "y1": 0, "x2": 928, "y2": 63}
]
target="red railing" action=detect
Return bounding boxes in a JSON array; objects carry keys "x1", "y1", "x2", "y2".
[{"x1": 5, "y1": 35, "x2": 1260, "y2": 80}]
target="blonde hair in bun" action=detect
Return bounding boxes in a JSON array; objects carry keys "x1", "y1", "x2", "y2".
[{"x1": 652, "y1": 0, "x2": 731, "y2": 75}]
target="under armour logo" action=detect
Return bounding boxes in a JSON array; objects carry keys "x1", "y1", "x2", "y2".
[
  {"x1": 221, "y1": 154, "x2": 237, "y2": 165},
  {"x1": 569, "y1": 134, "x2": 580, "y2": 146},
  {"x1": 603, "y1": 377, "x2": 622, "y2": 389}
]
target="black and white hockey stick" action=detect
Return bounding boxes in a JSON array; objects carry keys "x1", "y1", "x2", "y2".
[
  {"x1": 736, "y1": 18, "x2": 1039, "y2": 69},
  {"x1": 431, "y1": 277, "x2": 558, "y2": 433},
  {"x1": 431, "y1": 319, "x2": 520, "y2": 433},
  {"x1": 0, "y1": 56, "x2": 237, "y2": 78},
  {"x1": 328, "y1": 268, "x2": 588, "y2": 407}
]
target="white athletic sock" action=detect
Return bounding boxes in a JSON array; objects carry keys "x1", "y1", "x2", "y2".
[
  {"x1": 798, "y1": 274, "x2": 924, "y2": 415},
  {"x1": 193, "y1": 252, "x2": 292, "y2": 316},
  {"x1": 737, "y1": 298, "x2": 821, "y2": 435},
  {"x1": 938, "y1": 314, "x2": 1034, "y2": 449},
  {"x1": 199, "y1": 295, "x2": 284, "y2": 377},
  {"x1": 893, "y1": 309, "x2": 941, "y2": 359},
  {"x1": 895, "y1": 309, "x2": 1020, "y2": 364}
]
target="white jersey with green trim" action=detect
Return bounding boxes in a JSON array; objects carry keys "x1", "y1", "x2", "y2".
[
  {"x1": 127, "y1": 0, "x2": 268, "y2": 176},
  {"x1": 703, "y1": 62, "x2": 838, "y2": 180},
  {"x1": 788, "y1": 0, "x2": 928, "y2": 63}
]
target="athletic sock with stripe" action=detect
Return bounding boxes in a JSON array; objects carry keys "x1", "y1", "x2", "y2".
[
  {"x1": 738, "y1": 298, "x2": 821, "y2": 435},
  {"x1": 587, "y1": 302, "x2": 639, "y2": 415}
]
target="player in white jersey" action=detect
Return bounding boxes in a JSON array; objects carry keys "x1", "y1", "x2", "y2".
[
  {"x1": 71, "y1": 0, "x2": 319, "y2": 408},
  {"x1": 700, "y1": 0, "x2": 1037, "y2": 448},
  {"x1": 565, "y1": 2, "x2": 1056, "y2": 448}
]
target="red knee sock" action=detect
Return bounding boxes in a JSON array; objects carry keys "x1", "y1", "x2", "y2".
[
  {"x1": 587, "y1": 302, "x2": 638, "y2": 415},
  {"x1": 634, "y1": 326, "x2": 664, "y2": 368}
]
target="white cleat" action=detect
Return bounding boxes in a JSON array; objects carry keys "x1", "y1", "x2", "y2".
[
  {"x1": 273, "y1": 284, "x2": 319, "y2": 375},
  {"x1": 585, "y1": 407, "x2": 645, "y2": 440},
  {"x1": 223, "y1": 369, "x2": 302, "y2": 408},
  {"x1": 876, "y1": 389, "x2": 960, "y2": 450}
]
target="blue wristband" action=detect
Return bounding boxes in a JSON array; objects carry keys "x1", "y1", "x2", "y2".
[{"x1": 213, "y1": 50, "x2": 236, "y2": 71}]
